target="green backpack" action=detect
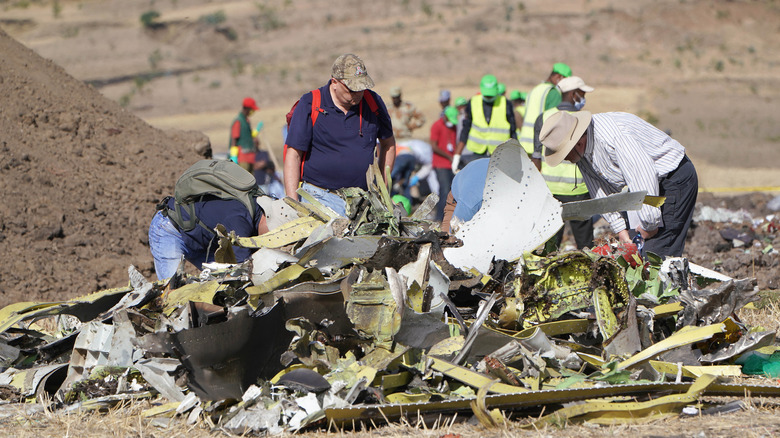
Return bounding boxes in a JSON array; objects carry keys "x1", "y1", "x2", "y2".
[{"x1": 161, "y1": 159, "x2": 262, "y2": 232}]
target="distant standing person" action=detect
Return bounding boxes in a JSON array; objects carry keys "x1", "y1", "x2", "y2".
[
  {"x1": 430, "y1": 106, "x2": 458, "y2": 220},
  {"x1": 453, "y1": 96, "x2": 468, "y2": 142},
  {"x1": 519, "y1": 63, "x2": 571, "y2": 156},
  {"x1": 451, "y1": 74, "x2": 517, "y2": 172},
  {"x1": 283, "y1": 54, "x2": 395, "y2": 216},
  {"x1": 438, "y1": 89, "x2": 451, "y2": 113},
  {"x1": 389, "y1": 86, "x2": 426, "y2": 140},
  {"x1": 229, "y1": 97, "x2": 260, "y2": 171},
  {"x1": 540, "y1": 111, "x2": 698, "y2": 257}
]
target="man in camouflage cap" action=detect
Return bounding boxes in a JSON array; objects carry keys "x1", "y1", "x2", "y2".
[
  {"x1": 284, "y1": 54, "x2": 395, "y2": 216},
  {"x1": 331, "y1": 53, "x2": 375, "y2": 91}
]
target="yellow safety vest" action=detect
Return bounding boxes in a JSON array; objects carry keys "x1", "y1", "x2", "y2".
[
  {"x1": 465, "y1": 96, "x2": 511, "y2": 155},
  {"x1": 518, "y1": 82, "x2": 554, "y2": 155},
  {"x1": 540, "y1": 108, "x2": 589, "y2": 196}
]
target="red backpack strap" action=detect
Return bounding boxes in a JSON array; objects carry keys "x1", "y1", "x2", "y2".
[
  {"x1": 284, "y1": 89, "x2": 321, "y2": 179},
  {"x1": 310, "y1": 88, "x2": 322, "y2": 126},
  {"x1": 297, "y1": 88, "x2": 322, "y2": 178},
  {"x1": 358, "y1": 90, "x2": 385, "y2": 137},
  {"x1": 362, "y1": 90, "x2": 380, "y2": 115}
]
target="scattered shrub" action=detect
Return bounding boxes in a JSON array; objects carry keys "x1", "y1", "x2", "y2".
[{"x1": 140, "y1": 10, "x2": 161, "y2": 29}]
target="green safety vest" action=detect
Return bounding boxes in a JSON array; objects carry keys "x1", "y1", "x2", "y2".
[
  {"x1": 540, "y1": 108, "x2": 589, "y2": 196},
  {"x1": 230, "y1": 112, "x2": 254, "y2": 152},
  {"x1": 465, "y1": 96, "x2": 512, "y2": 155},
  {"x1": 519, "y1": 82, "x2": 559, "y2": 155}
]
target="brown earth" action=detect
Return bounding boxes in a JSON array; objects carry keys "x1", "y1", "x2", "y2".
[
  {"x1": 0, "y1": 28, "x2": 208, "y2": 307},
  {"x1": 0, "y1": 0, "x2": 779, "y2": 308}
]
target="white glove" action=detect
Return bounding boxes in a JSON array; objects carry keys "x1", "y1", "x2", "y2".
[{"x1": 451, "y1": 154, "x2": 461, "y2": 174}]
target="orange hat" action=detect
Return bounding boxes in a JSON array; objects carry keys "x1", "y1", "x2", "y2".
[{"x1": 242, "y1": 97, "x2": 259, "y2": 111}]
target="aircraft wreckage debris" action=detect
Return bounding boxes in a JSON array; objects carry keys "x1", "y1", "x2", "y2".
[{"x1": 1, "y1": 142, "x2": 778, "y2": 434}]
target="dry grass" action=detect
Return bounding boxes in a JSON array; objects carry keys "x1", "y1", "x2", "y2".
[{"x1": 3, "y1": 398, "x2": 780, "y2": 437}]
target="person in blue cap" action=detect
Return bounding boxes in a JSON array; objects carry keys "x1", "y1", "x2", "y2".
[{"x1": 440, "y1": 158, "x2": 490, "y2": 234}]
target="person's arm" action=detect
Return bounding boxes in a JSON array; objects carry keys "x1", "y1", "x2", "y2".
[
  {"x1": 378, "y1": 136, "x2": 397, "y2": 182},
  {"x1": 257, "y1": 213, "x2": 269, "y2": 235},
  {"x1": 453, "y1": 103, "x2": 472, "y2": 171},
  {"x1": 578, "y1": 157, "x2": 627, "y2": 234},
  {"x1": 283, "y1": 92, "x2": 314, "y2": 200},
  {"x1": 532, "y1": 113, "x2": 545, "y2": 170},
  {"x1": 283, "y1": 147, "x2": 304, "y2": 200},
  {"x1": 506, "y1": 100, "x2": 517, "y2": 140},
  {"x1": 456, "y1": 102, "x2": 473, "y2": 151},
  {"x1": 230, "y1": 120, "x2": 241, "y2": 146},
  {"x1": 441, "y1": 192, "x2": 456, "y2": 234},
  {"x1": 544, "y1": 87, "x2": 562, "y2": 111}
]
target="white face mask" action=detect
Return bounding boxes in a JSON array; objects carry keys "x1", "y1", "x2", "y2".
[
  {"x1": 574, "y1": 97, "x2": 586, "y2": 111},
  {"x1": 483, "y1": 96, "x2": 496, "y2": 104},
  {"x1": 445, "y1": 121, "x2": 454, "y2": 128}
]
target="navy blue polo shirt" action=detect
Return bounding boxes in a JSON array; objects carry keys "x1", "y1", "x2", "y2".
[
  {"x1": 286, "y1": 82, "x2": 393, "y2": 190},
  {"x1": 166, "y1": 196, "x2": 263, "y2": 268}
]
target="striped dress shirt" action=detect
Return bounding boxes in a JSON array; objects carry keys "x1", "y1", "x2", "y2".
[{"x1": 578, "y1": 112, "x2": 685, "y2": 234}]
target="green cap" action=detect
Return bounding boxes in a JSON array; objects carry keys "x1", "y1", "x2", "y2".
[
  {"x1": 519, "y1": 91, "x2": 527, "y2": 100},
  {"x1": 497, "y1": 82, "x2": 506, "y2": 95},
  {"x1": 479, "y1": 74, "x2": 499, "y2": 97},
  {"x1": 552, "y1": 62, "x2": 572, "y2": 78},
  {"x1": 444, "y1": 106, "x2": 458, "y2": 125},
  {"x1": 392, "y1": 194, "x2": 412, "y2": 216},
  {"x1": 509, "y1": 90, "x2": 522, "y2": 101},
  {"x1": 454, "y1": 96, "x2": 468, "y2": 107}
]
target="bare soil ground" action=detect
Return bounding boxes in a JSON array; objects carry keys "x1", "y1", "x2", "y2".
[{"x1": 0, "y1": 0, "x2": 779, "y2": 435}]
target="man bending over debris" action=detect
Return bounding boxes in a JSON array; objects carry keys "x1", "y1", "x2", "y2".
[
  {"x1": 283, "y1": 54, "x2": 396, "y2": 216},
  {"x1": 149, "y1": 161, "x2": 270, "y2": 280},
  {"x1": 540, "y1": 111, "x2": 698, "y2": 257}
]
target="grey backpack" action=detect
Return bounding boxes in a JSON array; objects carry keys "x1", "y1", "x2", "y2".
[{"x1": 161, "y1": 160, "x2": 261, "y2": 232}]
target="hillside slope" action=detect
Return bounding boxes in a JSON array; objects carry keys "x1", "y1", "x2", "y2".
[{"x1": 0, "y1": 28, "x2": 207, "y2": 307}]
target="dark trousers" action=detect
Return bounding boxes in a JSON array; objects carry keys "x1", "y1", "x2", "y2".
[
  {"x1": 548, "y1": 193, "x2": 594, "y2": 251},
  {"x1": 434, "y1": 167, "x2": 454, "y2": 221},
  {"x1": 643, "y1": 155, "x2": 698, "y2": 258}
]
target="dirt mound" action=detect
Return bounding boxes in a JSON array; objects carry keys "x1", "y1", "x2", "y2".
[{"x1": 0, "y1": 28, "x2": 209, "y2": 307}]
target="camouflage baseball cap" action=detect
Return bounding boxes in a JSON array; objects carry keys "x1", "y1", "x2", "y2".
[{"x1": 331, "y1": 54, "x2": 374, "y2": 91}]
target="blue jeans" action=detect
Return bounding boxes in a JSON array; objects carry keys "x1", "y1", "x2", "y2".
[
  {"x1": 300, "y1": 182, "x2": 347, "y2": 217},
  {"x1": 148, "y1": 211, "x2": 187, "y2": 280}
]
